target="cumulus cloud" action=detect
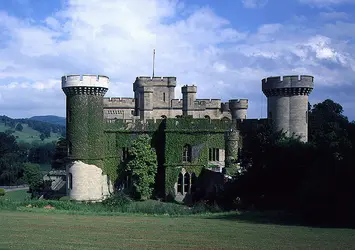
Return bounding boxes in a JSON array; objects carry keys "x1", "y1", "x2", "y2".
[{"x1": 0, "y1": 0, "x2": 354, "y2": 120}]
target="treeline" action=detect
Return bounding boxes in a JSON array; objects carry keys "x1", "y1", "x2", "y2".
[
  {"x1": 211, "y1": 99, "x2": 355, "y2": 227},
  {"x1": 0, "y1": 115, "x2": 66, "y2": 139},
  {"x1": 0, "y1": 135, "x2": 66, "y2": 186}
]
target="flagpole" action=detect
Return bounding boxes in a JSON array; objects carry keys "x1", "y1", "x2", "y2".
[{"x1": 152, "y1": 49, "x2": 155, "y2": 78}]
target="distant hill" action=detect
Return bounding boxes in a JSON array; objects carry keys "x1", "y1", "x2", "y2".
[
  {"x1": 29, "y1": 115, "x2": 66, "y2": 126},
  {"x1": 0, "y1": 115, "x2": 65, "y2": 144}
]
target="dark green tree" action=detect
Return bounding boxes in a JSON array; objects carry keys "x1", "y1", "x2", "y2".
[
  {"x1": 125, "y1": 134, "x2": 158, "y2": 200},
  {"x1": 0, "y1": 132, "x2": 25, "y2": 185},
  {"x1": 51, "y1": 137, "x2": 68, "y2": 169},
  {"x1": 15, "y1": 123, "x2": 23, "y2": 132},
  {"x1": 23, "y1": 163, "x2": 43, "y2": 197}
]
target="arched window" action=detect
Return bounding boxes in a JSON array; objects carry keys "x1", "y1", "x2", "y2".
[
  {"x1": 182, "y1": 144, "x2": 192, "y2": 162},
  {"x1": 177, "y1": 173, "x2": 183, "y2": 194},
  {"x1": 191, "y1": 173, "x2": 197, "y2": 193},
  {"x1": 184, "y1": 173, "x2": 190, "y2": 193}
]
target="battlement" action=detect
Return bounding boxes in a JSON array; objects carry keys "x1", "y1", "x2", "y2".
[
  {"x1": 171, "y1": 99, "x2": 183, "y2": 108},
  {"x1": 103, "y1": 97, "x2": 135, "y2": 108},
  {"x1": 194, "y1": 99, "x2": 221, "y2": 109},
  {"x1": 62, "y1": 74, "x2": 109, "y2": 89},
  {"x1": 181, "y1": 85, "x2": 197, "y2": 93},
  {"x1": 229, "y1": 99, "x2": 248, "y2": 110},
  {"x1": 262, "y1": 75, "x2": 314, "y2": 90},
  {"x1": 133, "y1": 76, "x2": 177, "y2": 90}
]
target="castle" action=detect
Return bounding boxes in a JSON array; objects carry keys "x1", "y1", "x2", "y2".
[{"x1": 61, "y1": 74, "x2": 314, "y2": 202}]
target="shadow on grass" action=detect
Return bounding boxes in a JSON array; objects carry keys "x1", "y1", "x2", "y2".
[{"x1": 207, "y1": 210, "x2": 355, "y2": 229}]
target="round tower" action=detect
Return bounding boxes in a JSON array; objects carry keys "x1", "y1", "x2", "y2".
[
  {"x1": 62, "y1": 74, "x2": 109, "y2": 201},
  {"x1": 262, "y1": 75, "x2": 314, "y2": 142},
  {"x1": 229, "y1": 99, "x2": 248, "y2": 121},
  {"x1": 224, "y1": 127, "x2": 240, "y2": 171}
]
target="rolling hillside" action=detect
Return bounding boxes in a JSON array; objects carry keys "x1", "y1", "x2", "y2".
[{"x1": 0, "y1": 115, "x2": 65, "y2": 144}]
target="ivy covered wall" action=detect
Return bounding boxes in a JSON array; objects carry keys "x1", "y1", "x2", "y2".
[{"x1": 101, "y1": 117, "x2": 232, "y2": 198}]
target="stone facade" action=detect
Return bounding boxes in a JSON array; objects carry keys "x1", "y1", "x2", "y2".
[
  {"x1": 103, "y1": 76, "x2": 249, "y2": 121},
  {"x1": 62, "y1": 74, "x2": 314, "y2": 202},
  {"x1": 262, "y1": 75, "x2": 314, "y2": 142}
]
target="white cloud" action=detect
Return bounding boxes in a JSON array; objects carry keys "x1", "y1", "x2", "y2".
[
  {"x1": 242, "y1": 0, "x2": 268, "y2": 8},
  {"x1": 0, "y1": 0, "x2": 354, "y2": 119},
  {"x1": 319, "y1": 11, "x2": 349, "y2": 20}
]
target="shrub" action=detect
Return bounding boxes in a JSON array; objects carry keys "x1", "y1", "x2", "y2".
[
  {"x1": 102, "y1": 192, "x2": 132, "y2": 210},
  {"x1": 0, "y1": 188, "x2": 5, "y2": 196}
]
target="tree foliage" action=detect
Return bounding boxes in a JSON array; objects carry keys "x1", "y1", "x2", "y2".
[
  {"x1": 0, "y1": 132, "x2": 25, "y2": 185},
  {"x1": 23, "y1": 163, "x2": 43, "y2": 194},
  {"x1": 125, "y1": 134, "x2": 158, "y2": 200}
]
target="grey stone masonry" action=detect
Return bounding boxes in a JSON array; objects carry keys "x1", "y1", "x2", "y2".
[{"x1": 262, "y1": 75, "x2": 314, "y2": 142}]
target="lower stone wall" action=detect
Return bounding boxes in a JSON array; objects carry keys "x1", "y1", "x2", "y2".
[{"x1": 67, "y1": 161, "x2": 111, "y2": 201}]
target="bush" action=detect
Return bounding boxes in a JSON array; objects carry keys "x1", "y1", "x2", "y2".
[
  {"x1": 0, "y1": 188, "x2": 5, "y2": 196},
  {"x1": 102, "y1": 192, "x2": 132, "y2": 210}
]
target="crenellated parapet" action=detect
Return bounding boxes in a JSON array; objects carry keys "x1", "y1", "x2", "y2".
[
  {"x1": 262, "y1": 75, "x2": 314, "y2": 97},
  {"x1": 181, "y1": 85, "x2": 197, "y2": 93},
  {"x1": 133, "y1": 76, "x2": 176, "y2": 91},
  {"x1": 103, "y1": 97, "x2": 135, "y2": 108},
  {"x1": 229, "y1": 99, "x2": 248, "y2": 120},
  {"x1": 229, "y1": 99, "x2": 248, "y2": 110},
  {"x1": 62, "y1": 75, "x2": 109, "y2": 96},
  {"x1": 171, "y1": 99, "x2": 183, "y2": 108}
]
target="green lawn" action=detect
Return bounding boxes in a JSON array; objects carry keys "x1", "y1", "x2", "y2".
[{"x1": 0, "y1": 211, "x2": 354, "y2": 249}]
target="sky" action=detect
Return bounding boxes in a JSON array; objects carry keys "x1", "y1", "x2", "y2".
[{"x1": 0, "y1": 0, "x2": 354, "y2": 120}]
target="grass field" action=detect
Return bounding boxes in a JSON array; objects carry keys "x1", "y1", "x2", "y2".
[
  {"x1": 0, "y1": 123, "x2": 61, "y2": 144},
  {"x1": 1, "y1": 211, "x2": 355, "y2": 249}
]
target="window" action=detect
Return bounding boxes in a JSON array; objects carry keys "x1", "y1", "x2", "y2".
[
  {"x1": 182, "y1": 144, "x2": 192, "y2": 162},
  {"x1": 122, "y1": 147, "x2": 129, "y2": 161},
  {"x1": 209, "y1": 148, "x2": 220, "y2": 161},
  {"x1": 161, "y1": 115, "x2": 167, "y2": 119},
  {"x1": 177, "y1": 173, "x2": 183, "y2": 194},
  {"x1": 163, "y1": 93, "x2": 166, "y2": 102},
  {"x1": 204, "y1": 115, "x2": 210, "y2": 120},
  {"x1": 68, "y1": 173, "x2": 73, "y2": 190}
]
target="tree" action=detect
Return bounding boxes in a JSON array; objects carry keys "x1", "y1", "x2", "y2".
[
  {"x1": 15, "y1": 123, "x2": 23, "y2": 132},
  {"x1": 51, "y1": 137, "x2": 68, "y2": 169},
  {"x1": 0, "y1": 132, "x2": 24, "y2": 185},
  {"x1": 125, "y1": 134, "x2": 158, "y2": 200},
  {"x1": 23, "y1": 163, "x2": 43, "y2": 197}
]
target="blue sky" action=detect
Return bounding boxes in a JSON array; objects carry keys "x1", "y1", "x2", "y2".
[{"x1": 0, "y1": 0, "x2": 354, "y2": 120}]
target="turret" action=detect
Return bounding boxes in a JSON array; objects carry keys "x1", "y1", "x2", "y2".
[
  {"x1": 229, "y1": 99, "x2": 248, "y2": 121},
  {"x1": 262, "y1": 75, "x2": 314, "y2": 142},
  {"x1": 62, "y1": 74, "x2": 110, "y2": 201},
  {"x1": 182, "y1": 85, "x2": 197, "y2": 116},
  {"x1": 224, "y1": 127, "x2": 240, "y2": 171}
]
